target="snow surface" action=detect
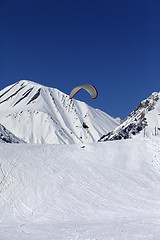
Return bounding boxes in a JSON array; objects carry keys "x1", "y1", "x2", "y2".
[
  {"x1": 0, "y1": 137, "x2": 160, "y2": 239},
  {"x1": 0, "y1": 80, "x2": 119, "y2": 144},
  {"x1": 0, "y1": 123, "x2": 25, "y2": 143}
]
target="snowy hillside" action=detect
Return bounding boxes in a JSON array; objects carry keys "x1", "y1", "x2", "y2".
[
  {"x1": 0, "y1": 123, "x2": 25, "y2": 143},
  {"x1": 0, "y1": 138, "x2": 160, "y2": 239},
  {"x1": 0, "y1": 80, "x2": 119, "y2": 144},
  {"x1": 99, "y1": 92, "x2": 160, "y2": 141}
]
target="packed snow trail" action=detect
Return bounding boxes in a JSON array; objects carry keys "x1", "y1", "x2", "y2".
[{"x1": 0, "y1": 138, "x2": 160, "y2": 239}]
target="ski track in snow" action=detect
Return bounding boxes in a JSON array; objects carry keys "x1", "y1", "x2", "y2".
[
  {"x1": 1, "y1": 216, "x2": 160, "y2": 240},
  {"x1": 0, "y1": 137, "x2": 160, "y2": 239}
]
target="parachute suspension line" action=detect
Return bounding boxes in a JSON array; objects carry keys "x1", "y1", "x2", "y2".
[{"x1": 84, "y1": 127, "x2": 89, "y2": 147}]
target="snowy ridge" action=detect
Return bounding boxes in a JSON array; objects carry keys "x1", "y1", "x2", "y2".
[
  {"x1": 0, "y1": 138, "x2": 160, "y2": 239},
  {"x1": 99, "y1": 92, "x2": 160, "y2": 141},
  {"x1": 0, "y1": 123, "x2": 25, "y2": 143},
  {"x1": 0, "y1": 80, "x2": 119, "y2": 144}
]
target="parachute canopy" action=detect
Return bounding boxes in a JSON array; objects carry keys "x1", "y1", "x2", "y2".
[{"x1": 69, "y1": 84, "x2": 98, "y2": 99}]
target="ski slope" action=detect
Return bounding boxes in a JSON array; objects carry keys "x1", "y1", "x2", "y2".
[{"x1": 0, "y1": 138, "x2": 160, "y2": 239}]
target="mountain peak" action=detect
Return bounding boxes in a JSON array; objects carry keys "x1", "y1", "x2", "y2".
[
  {"x1": 0, "y1": 80, "x2": 119, "y2": 144},
  {"x1": 18, "y1": 79, "x2": 44, "y2": 87},
  {"x1": 99, "y1": 91, "x2": 160, "y2": 141}
]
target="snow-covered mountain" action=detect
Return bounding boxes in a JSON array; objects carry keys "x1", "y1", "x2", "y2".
[
  {"x1": 0, "y1": 123, "x2": 25, "y2": 143},
  {"x1": 99, "y1": 92, "x2": 160, "y2": 141},
  {"x1": 0, "y1": 80, "x2": 119, "y2": 144}
]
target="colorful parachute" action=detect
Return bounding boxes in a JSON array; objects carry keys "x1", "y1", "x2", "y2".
[{"x1": 69, "y1": 84, "x2": 98, "y2": 99}]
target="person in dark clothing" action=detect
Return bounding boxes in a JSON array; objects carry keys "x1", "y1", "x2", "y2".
[{"x1": 83, "y1": 122, "x2": 89, "y2": 129}]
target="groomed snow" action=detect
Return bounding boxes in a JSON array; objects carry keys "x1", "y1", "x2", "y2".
[{"x1": 0, "y1": 137, "x2": 160, "y2": 239}]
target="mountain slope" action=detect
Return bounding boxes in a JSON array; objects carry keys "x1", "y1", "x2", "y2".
[
  {"x1": 0, "y1": 138, "x2": 160, "y2": 239},
  {"x1": 99, "y1": 92, "x2": 160, "y2": 141},
  {"x1": 0, "y1": 80, "x2": 119, "y2": 144},
  {"x1": 0, "y1": 123, "x2": 25, "y2": 143}
]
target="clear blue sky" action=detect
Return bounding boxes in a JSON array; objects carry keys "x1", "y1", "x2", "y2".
[{"x1": 0, "y1": 0, "x2": 160, "y2": 119}]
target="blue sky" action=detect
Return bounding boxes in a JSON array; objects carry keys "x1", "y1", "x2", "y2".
[{"x1": 0, "y1": 0, "x2": 160, "y2": 119}]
